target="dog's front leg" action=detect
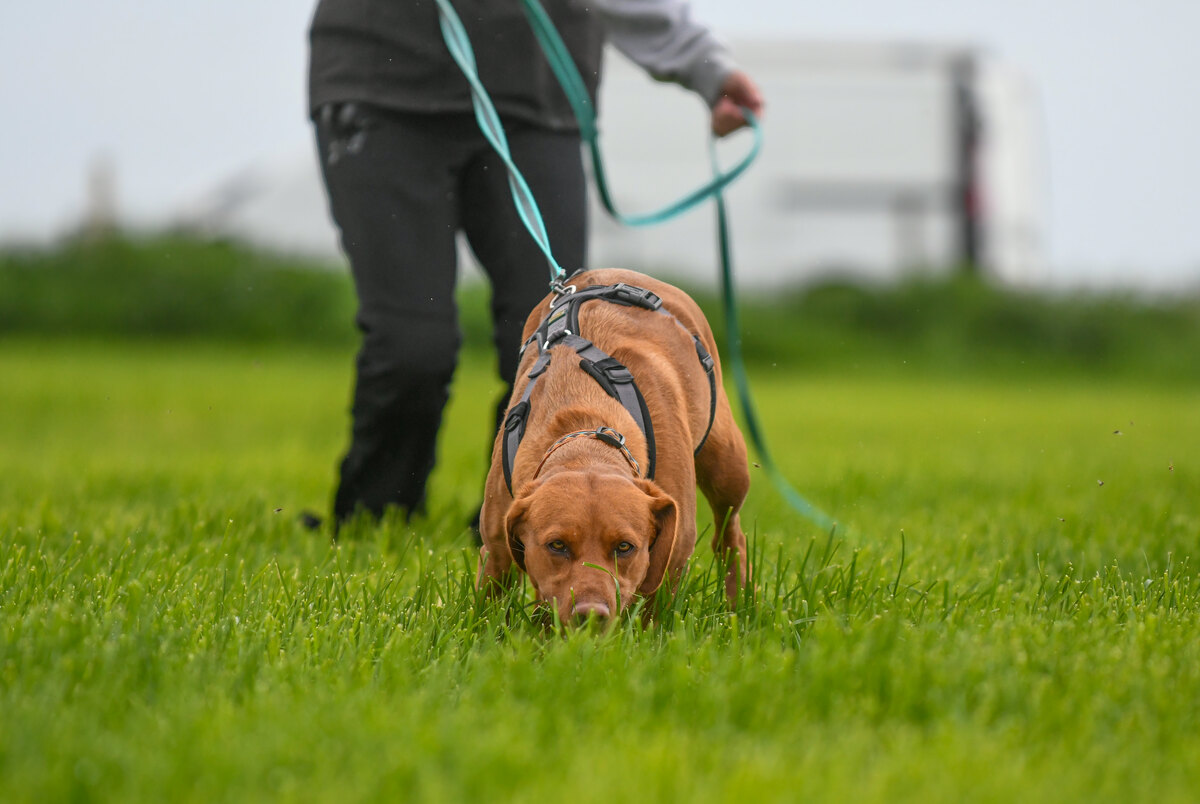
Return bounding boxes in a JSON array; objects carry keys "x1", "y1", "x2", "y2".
[
  {"x1": 477, "y1": 544, "x2": 516, "y2": 592},
  {"x1": 696, "y1": 401, "x2": 753, "y2": 605}
]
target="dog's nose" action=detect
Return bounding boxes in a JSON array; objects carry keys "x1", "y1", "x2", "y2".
[{"x1": 572, "y1": 602, "x2": 612, "y2": 622}]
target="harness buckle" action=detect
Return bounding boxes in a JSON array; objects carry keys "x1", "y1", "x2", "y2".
[
  {"x1": 610, "y1": 283, "x2": 662, "y2": 311},
  {"x1": 604, "y1": 369, "x2": 633, "y2": 386},
  {"x1": 579, "y1": 356, "x2": 634, "y2": 400},
  {"x1": 594, "y1": 426, "x2": 625, "y2": 448},
  {"x1": 598, "y1": 361, "x2": 634, "y2": 384}
]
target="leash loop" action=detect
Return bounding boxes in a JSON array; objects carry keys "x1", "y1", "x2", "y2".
[{"x1": 518, "y1": 0, "x2": 762, "y2": 227}]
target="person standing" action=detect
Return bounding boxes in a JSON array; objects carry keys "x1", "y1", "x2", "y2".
[{"x1": 308, "y1": 0, "x2": 764, "y2": 528}]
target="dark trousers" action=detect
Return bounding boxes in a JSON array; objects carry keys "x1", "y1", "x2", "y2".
[{"x1": 314, "y1": 104, "x2": 587, "y2": 522}]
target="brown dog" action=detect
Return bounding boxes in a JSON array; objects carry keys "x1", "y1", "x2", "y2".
[{"x1": 478, "y1": 269, "x2": 751, "y2": 623}]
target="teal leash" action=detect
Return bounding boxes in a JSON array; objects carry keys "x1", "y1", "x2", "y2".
[
  {"x1": 436, "y1": 0, "x2": 567, "y2": 281},
  {"x1": 516, "y1": 0, "x2": 762, "y2": 227},
  {"x1": 709, "y1": 140, "x2": 836, "y2": 532},
  {"x1": 435, "y1": 0, "x2": 836, "y2": 532},
  {"x1": 437, "y1": 0, "x2": 761, "y2": 278}
]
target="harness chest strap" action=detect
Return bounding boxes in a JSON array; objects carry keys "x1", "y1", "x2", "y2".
[{"x1": 501, "y1": 282, "x2": 717, "y2": 496}]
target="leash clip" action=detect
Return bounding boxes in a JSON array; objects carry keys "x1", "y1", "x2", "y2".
[{"x1": 549, "y1": 277, "x2": 577, "y2": 303}]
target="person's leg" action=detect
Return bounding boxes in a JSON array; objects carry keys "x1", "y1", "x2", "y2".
[
  {"x1": 459, "y1": 119, "x2": 589, "y2": 432},
  {"x1": 314, "y1": 105, "x2": 470, "y2": 524}
]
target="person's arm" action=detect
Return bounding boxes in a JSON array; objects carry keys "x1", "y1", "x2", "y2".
[{"x1": 588, "y1": 0, "x2": 764, "y2": 136}]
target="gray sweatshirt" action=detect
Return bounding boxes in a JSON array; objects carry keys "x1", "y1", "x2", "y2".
[
  {"x1": 308, "y1": 0, "x2": 736, "y2": 130},
  {"x1": 591, "y1": 0, "x2": 736, "y2": 106}
]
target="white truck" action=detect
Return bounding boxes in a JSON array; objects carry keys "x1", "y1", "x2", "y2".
[{"x1": 589, "y1": 39, "x2": 1046, "y2": 287}]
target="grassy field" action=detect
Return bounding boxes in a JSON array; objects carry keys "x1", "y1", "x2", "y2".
[{"x1": 2, "y1": 333, "x2": 1197, "y2": 802}]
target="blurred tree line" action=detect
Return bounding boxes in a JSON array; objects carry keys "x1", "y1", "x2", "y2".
[{"x1": 3, "y1": 234, "x2": 1198, "y2": 382}]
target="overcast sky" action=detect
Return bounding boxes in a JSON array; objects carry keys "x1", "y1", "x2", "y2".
[{"x1": 2, "y1": 0, "x2": 1198, "y2": 287}]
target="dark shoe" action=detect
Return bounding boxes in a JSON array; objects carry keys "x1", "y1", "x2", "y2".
[{"x1": 298, "y1": 510, "x2": 324, "y2": 532}]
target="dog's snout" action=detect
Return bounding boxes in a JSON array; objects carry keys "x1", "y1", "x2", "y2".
[{"x1": 571, "y1": 602, "x2": 612, "y2": 622}]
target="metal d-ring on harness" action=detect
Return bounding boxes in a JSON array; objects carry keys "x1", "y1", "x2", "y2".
[{"x1": 500, "y1": 278, "x2": 718, "y2": 496}]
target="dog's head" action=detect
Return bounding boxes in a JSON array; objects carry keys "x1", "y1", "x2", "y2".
[{"x1": 504, "y1": 471, "x2": 678, "y2": 624}]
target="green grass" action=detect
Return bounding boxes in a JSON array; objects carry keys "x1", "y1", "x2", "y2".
[{"x1": 2, "y1": 337, "x2": 1198, "y2": 802}]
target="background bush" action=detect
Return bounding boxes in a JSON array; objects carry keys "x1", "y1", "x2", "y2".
[
  {"x1": 0, "y1": 235, "x2": 357, "y2": 345},
  {"x1": 4, "y1": 233, "x2": 1199, "y2": 380}
]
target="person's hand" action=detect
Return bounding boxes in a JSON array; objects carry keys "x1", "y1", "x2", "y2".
[{"x1": 711, "y1": 70, "x2": 764, "y2": 137}]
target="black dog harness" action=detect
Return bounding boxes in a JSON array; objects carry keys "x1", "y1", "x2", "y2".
[{"x1": 501, "y1": 281, "x2": 717, "y2": 495}]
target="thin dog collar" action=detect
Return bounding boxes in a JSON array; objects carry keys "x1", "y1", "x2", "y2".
[{"x1": 532, "y1": 426, "x2": 641, "y2": 480}]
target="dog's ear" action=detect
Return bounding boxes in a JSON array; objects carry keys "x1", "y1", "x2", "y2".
[
  {"x1": 635, "y1": 480, "x2": 678, "y2": 595},
  {"x1": 503, "y1": 484, "x2": 539, "y2": 573}
]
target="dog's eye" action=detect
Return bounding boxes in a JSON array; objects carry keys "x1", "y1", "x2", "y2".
[
  {"x1": 546, "y1": 539, "x2": 569, "y2": 555},
  {"x1": 614, "y1": 541, "x2": 635, "y2": 556}
]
